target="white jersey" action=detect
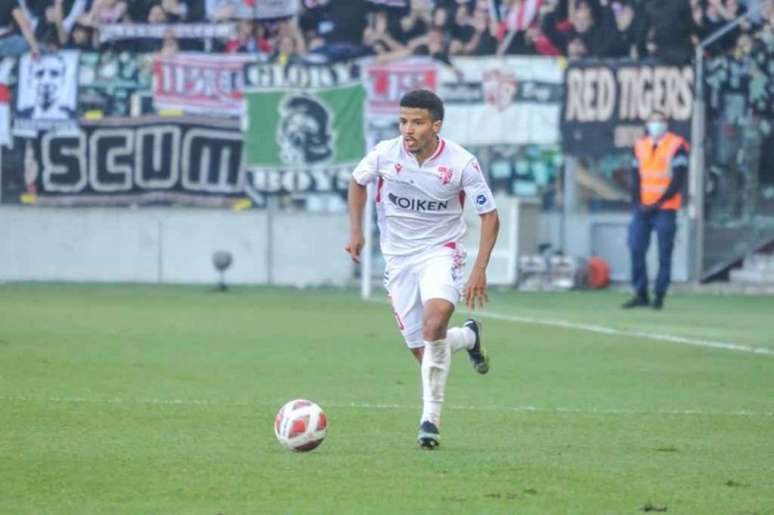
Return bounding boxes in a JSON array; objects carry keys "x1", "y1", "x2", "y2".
[{"x1": 352, "y1": 136, "x2": 496, "y2": 258}]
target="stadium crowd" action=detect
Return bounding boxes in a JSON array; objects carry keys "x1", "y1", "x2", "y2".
[{"x1": 2, "y1": 0, "x2": 773, "y2": 62}]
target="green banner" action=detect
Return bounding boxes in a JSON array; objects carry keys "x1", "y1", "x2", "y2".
[{"x1": 244, "y1": 84, "x2": 365, "y2": 194}]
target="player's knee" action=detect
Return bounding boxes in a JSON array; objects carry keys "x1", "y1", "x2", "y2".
[{"x1": 422, "y1": 316, "x2": 447, "y2": 341}]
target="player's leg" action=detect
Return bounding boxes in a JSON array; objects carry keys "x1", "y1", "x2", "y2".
[
  {"x1": 385, "y1": 261, "x2": 425, "y2": 362},
  {"x1": 414, "y1": 246, "x2": 467, "y2": 448},
  {"x1": 417, "y1": 297, "x2": 454, "y2": 449}
]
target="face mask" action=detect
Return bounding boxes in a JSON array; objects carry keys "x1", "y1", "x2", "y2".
[{"x1": 647, "y1": 121, "x2": 667, "y2": 139}]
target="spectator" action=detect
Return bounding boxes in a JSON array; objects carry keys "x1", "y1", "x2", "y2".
[
  {"x1": 398, "y1": 0, "x2": 433, "y2": 44},
  {"x1": 158, "y1": 27, "x2": 178, "y2": 56},
  {"x1": 542, "y1": 0, "x2": 624, "y2": 58},
  {"x1": 496, "y1": 0, "x2": 544, "y2": 55},
  {"x1": 461, "y1": 3, "x2": 499, "y2": 55},
  {"x1": 703, "y1": 0, "x2": 749, "y2": 55},
  {"x1": 639, "y1": 0, "x2": 701, "y2": 64},
  {"x1": 305, "y1": 0, "x2": 370, "y2": 62},
  {"x1": 225, "y1": 19, "x2": 260, "y2": 53},
  {"x1": 0, "y1": 0, "x2": 41, "y2": 57},
  {"x1": 64, "y1": 21, "x2": 93, "y2": 49},
  {"x1": 364, "y1": 9, "x2": 406, "y2": 57}
]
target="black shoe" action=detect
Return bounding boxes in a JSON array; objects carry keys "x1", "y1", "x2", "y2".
[
  {"x1": 464, "y1": 319, "x2": 489, "y2": 374},
  {"x1": 621, "y1": 295, "x2": 649, "y2": 309},
  {"x1": 417, "y1": 420, "x2": 440, "y2": 450},
  {"x1": 652, "y1": 295, "x2": 664, "y2": 310}
]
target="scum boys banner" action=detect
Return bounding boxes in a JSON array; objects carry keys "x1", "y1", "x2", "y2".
[
  {"x1": 14, "y1": 51, "x2": 79, "y2": 136},
  {"x1": 244, "y1": 83, "x2": 365, "y2": 195},
  {"x1": 562, "y1": 60, "x2": 694, "y2": 156},
  {"x1": 6, "y1": 116, "x2": 245, "y2": 207},
  {"x1": 437, "y1": 56, "x2": 563, "y2": 146},
  {"x1": 153, "y1": 53, "x2": 253, "y2": 116}
]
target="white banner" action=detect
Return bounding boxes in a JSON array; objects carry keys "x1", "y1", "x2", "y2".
[
  {"x1": 438, "y1": 56, "x2": 563, "y2": 146},
  {"x1": 99, "y1": 23, "x2": 236, "y2": 43},
  {"x1": 14, "y1": 51, "x2": 80, "y2": 136},
  {"x1": 255, "y1": 0, "x2": 299, "y2": 19}
]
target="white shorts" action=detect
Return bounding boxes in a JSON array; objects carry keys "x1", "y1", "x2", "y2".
[{"x1": 384, "y1": 243, "x2": 466, "y2": 349}]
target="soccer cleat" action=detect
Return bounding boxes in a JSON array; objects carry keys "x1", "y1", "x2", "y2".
[
  {"x1": 464, "y1": 319, "x2": 489, "y2": 374},
  {"x1": 417, "y1": 420, "x2": 440, "y2": 449},
  {"x1": 621, "y1": 295, "x2": 649, "y2": 309},
  {"x1": 652, "y1": 295, "x2": 664, "y2": 310}
]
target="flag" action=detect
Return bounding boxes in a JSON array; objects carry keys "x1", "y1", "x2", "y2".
[
  {"x1": 244, "y1": 83, "x2": 365, "y2": 169},
  {"x1": 505, "y1": 0, "x2": 543, "y2": 31}
]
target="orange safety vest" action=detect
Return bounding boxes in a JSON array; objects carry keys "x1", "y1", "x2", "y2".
[{"x1": 634, "y1": 132, "x2": 689, "y2": 210}]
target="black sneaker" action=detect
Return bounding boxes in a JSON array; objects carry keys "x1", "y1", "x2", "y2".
[
  {"x1": 417, "y1": 420, "x2": 440, "y2": 449},
  {"x1": 464, "y1": 319, "x2": 489, "y2": 374},
  {"x1": 652, "y1": 295, "x2": 664, "y2": 310},
  {"x1": 621, "y1": 295, "x2": 649, "y2": 309}
]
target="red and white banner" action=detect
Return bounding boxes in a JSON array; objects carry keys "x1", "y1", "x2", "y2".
[
  {"x1": 364, "y1": 58, "x2": 437, "y2": 116},
  {"x1": 0, "y1": 58, "x2": 11, "y2": 147},
  {"x1": 152, "y1": 52, "x2": 253, "y2": 116}
]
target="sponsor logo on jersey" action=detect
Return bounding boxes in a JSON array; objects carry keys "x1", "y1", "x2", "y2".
[
  {"x1": 476, "y1": 194, "x2": 488, "y2": 206},
  {"x1": 388, "y1": 192, "x2": 449, "y2": 211}
]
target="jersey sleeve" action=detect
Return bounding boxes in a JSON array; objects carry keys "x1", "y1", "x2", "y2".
[
  {"x1": 461, "y1": 158, "x2": 497, "y2": 214},
  {"x1": 352, "y1": 146, "x2": 380, "y2": 186}
]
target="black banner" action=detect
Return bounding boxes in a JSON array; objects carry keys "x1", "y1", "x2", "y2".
[
  {"x1": 1, "y1": 116, "x2": 246, "y2": 207},
  {"x1": 562, "y1": 59, "x2": 694, "y2": 156}
]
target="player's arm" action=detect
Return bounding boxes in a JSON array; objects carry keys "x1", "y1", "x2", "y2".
[
  {"x1": 461, "y1": 158, "x2": 499, "y2": 310},
  {"x1": 346, "y1": 148, "x2": 380, "y2": 263},
  {"x1": 346, "y1": 179, "x2": 368, "y2": 263},
  {"x1": 465, "y1": 210, "x2": 499, "y2": 309}
]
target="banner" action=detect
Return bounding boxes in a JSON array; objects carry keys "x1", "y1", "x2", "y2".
[
  {"x1": 562, "y1": 60, "x2": 694, "y2": 156},
  {"x1": 0, "y1": 58, "x2": 12, "y2": 147},
  {"x1": 99, "y1": 23, "x2": 236, "y2": 43},
  {"x1": 79, "y1": 52, "x2": 154, "y2": 117},
  {"x1": 153, "y1": 53, "x2": 253, "y2": 116},
  {"x1": 14, "y1": 51, "x2": 79, "y2": 136},
  {"x1": 438, "y1": 56, "x2": 563, "y2": 146},
  {"x1": 255, "y1": 0, "x2": 299, "y2": 19},
  {"x1": 5, "y1": 116, "x2": 245, "y2": 207},
  {"x1": 363, "y1": 57, "x2": 437, "y2": 147},
  {"x1": 244, "y1": 83, "x2": 365, "y2": 194}
]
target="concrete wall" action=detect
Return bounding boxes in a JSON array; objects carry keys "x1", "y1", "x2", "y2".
[
  {"x1": 0, "y1": 207, "x2": 353, "y2": 286},
  {"x1": 539, "y1": 211, "x2": 691, "y2": 282}
]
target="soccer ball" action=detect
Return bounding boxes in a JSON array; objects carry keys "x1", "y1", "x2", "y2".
[{"x1": 274, "y1": 399, "x2": 327, "y2": 452}]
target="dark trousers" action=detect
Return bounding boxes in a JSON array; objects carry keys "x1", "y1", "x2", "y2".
[{"x1": 627, "y1": 209, "x2": 677, "y2": 298}]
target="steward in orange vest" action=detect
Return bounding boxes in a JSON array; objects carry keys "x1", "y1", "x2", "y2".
[{"x1": 622, "y1": 111, "x2": 689, "y2": 311}]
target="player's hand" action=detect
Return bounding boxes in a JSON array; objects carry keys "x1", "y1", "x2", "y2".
[
  {"x1": 345, "y1": 232, "x2": 365, "y2": 263},
  {"x1": 464, "y1": 267, "x2": 488, "y2": 310}
]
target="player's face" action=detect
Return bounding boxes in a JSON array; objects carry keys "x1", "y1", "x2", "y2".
[{"x1": 399, "y1": 107, "x2": 441, "y2": 156}]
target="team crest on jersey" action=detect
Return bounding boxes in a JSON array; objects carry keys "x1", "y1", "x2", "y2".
[
  {"x1": 394, "y1": 163, "x2": 402, "y2": 174},
  {"x1": 437, "y1": 166, "x2": 453, "y2": 185}
]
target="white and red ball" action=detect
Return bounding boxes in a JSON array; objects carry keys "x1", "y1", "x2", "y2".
[{"x1": 274, "y1": 399, "x2": 327, "y2": 452}]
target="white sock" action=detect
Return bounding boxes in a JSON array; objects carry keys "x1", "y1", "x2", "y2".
[
  {"x1": 445, "y1": 326, "x2": 475, "y2": 354},
  {"x1": 420, "y1": 339, "x2": 451, "y2": 427}
]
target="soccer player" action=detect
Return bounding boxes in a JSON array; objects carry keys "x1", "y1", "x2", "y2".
[{"x1": 345, "y1": 89, "x2": 500, "y2": 449}]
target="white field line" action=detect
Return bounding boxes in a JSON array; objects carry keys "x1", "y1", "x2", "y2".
[
  {"x1": 2, "y1": 396, "x2": 773, "y2": 418},
  {"x1": 371, "y1": 299, "x2": 774, "y2": 357}
]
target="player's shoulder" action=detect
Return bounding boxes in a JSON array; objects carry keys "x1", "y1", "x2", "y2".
[
  {"x1": 440, "y1": 138, "x2": 477, "y2": 167},
  {"x1": 371, "y1": 136, "x2": 403, "y2": 156}
]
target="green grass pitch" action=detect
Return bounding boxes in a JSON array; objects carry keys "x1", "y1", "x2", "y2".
[{"x1": 1, "y1": 284, "x2": 773, "y2": 514}]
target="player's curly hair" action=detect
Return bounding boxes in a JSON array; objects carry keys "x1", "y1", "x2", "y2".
[{"x1": 400, "y1": 89, "x2": 444, "y2": 122}]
